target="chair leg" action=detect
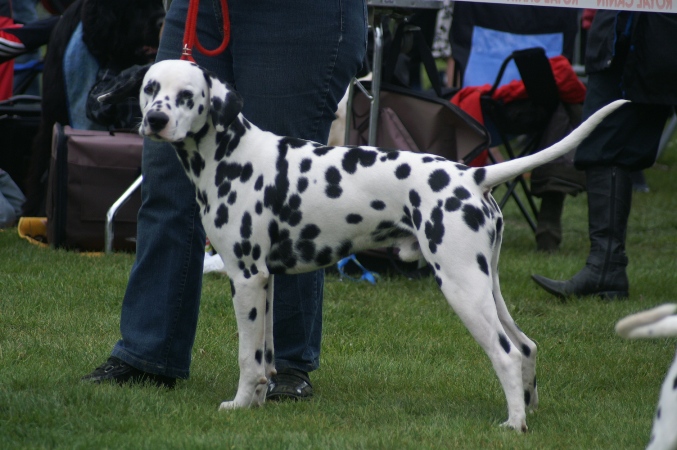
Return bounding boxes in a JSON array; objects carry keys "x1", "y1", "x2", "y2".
[{"x1": 535, "y1": 191, "x2": 565, "y2": 252}]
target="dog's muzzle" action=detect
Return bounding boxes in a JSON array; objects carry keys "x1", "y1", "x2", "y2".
[{"x1": 145, "y1": 111, "x2": 170, "y2": 133}]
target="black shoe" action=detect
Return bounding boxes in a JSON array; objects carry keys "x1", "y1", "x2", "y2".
[
  {"x1": 82, "y1": 356, "x2": 176, "y2": 388},
  {"x1": 531, "y1": 271, "x2": 628, "y2": 300},
  {"x1": 266, "y1": 368, "x2": 313, "y2": 401}
]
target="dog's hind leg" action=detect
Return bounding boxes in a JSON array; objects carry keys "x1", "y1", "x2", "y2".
[
  {"x1": 219, "y1": 272, "x2": 271, "y2": 409},
  {"x1": 436, "y1": 265, "x2": 528, "y2": 432},
  {"x1": 491, "y1": 231, "x2": 538, "y2": 413}
]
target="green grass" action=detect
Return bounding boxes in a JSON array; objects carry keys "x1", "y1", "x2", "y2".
[{"x1": 1, "y1": 140, "x2": 676, "y2": 449}]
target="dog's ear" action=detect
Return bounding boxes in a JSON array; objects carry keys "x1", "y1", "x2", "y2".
[
  {"x1": 97, "y1": 64, "x2": 151, "y2": 104},
  {"x1": 204, "y1": 71, "x2": 244, "y2": 128}
]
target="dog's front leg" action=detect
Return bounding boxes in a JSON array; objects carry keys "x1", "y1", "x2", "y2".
[{"x1": 219, "y1": 272, "x2": 270, "y2": 409}]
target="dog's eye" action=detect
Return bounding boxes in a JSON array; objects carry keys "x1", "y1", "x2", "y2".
[
  {"x1": 143, "y1": 81, "x2": 160, "y2": 96},
  {"x1": 176, "y1": 90, "x2": 195, "y2": 109}
]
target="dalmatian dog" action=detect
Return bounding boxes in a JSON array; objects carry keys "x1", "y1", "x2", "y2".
[
  {"x1": 100, "y1": 59, "x2": 625, "y2": 431},
  {"x1": 617, "y1": 304, "x2": 677, "y2": 450}
]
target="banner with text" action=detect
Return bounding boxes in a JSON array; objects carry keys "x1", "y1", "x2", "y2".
[{"x1": 453, "y1": 0, "x2": 676, "y2": 13}]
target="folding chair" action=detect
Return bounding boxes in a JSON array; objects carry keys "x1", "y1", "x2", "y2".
[
  {"x1": 479, "y1": 47, "x2": 561, "y2": 231},
  {"x1": 449, "y1": 2, "x2": 581, "y2": 232}
]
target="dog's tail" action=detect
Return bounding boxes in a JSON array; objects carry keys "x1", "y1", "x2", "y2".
[
  {"x1": 616, "y1": 304, "x2": 677, "y2": 339},
  {"x1": 474, "y1": 100, "x2": 628, "y2": 191}
]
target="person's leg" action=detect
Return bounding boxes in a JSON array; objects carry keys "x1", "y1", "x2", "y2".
[
  {"x1": 224, "y1": 0, "x2": 367, "y2": 396},
  {"x1": 83, "y1": 0, "x2": 229, "y2": 384},
  {"x1": 532, "y1": 70, "x2": 670, "y2": 299}
]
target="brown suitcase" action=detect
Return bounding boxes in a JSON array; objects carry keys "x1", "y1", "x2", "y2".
[{"x1": 46, "y1": 124, "x2": 142, "y2": 252}]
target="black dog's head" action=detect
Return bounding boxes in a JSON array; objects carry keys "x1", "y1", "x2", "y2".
[{"x1": 81, "y1": 0, "x2": 165, "y2": 68}]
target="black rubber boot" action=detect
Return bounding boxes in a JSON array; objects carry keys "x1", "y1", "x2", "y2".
[
  {"x1": 532, "y1": 166, "x2": 632, "y2": 300},
  {"x1": 535, "y1": 191, "x2": 566, "y2": 253}
]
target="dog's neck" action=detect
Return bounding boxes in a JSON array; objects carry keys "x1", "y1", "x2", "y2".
[{"x1": 169, "y1": 112, "x2": 256, "y2": 188}]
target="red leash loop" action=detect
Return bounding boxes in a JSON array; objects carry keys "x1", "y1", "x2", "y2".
[{"x1": 181, "y1": 0, "x2": 230, "y2": 62}]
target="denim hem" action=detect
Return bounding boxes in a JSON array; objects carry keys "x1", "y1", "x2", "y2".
[{"x1": 111, "y1": 346, "x2": 190, "y2": 380}]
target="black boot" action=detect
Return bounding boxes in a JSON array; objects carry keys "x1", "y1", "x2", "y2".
[
  {"x1": 535, "y1": 191, "x2": 566, "y2": 253},
  {"x1": 532, "y1": 166, "x2": 632, "y2": 300}
]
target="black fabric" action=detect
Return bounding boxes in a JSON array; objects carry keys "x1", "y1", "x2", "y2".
[
  {"x1": 585, "y1": 10, "x2": 677, "y2": 105},
  {"x1": 574, "y1": 67, "x2": 672, "y2": 170}
]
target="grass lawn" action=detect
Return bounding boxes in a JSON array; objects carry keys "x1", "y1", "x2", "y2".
[{"x1": 1, "y1": 137, "x2": 676, "y2": 449}]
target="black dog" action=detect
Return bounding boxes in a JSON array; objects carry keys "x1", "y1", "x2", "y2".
[{"x1": 22, "y1": 0, "x2": 164, "y2": 216}]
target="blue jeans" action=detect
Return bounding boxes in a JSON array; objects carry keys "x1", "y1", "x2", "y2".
[{"x1": 112, "y1": 0, "x2": 367, "y2": 378}]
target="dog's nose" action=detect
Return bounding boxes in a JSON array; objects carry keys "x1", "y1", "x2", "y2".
[{"x1": 145, "y1": 111, "x2": 170, "y2": 132}]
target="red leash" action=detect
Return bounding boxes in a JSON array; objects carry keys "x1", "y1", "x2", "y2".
[{"x1": 181, "y1": 0, "x2": 230, "y2": 62}]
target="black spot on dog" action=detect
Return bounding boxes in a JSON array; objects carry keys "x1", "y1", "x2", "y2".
[
  {"x1": 422, "y1": 156, "x2": 434, "y2": 163},
  {"x1": 454, "y1": 186, "x2": 471, "y2": 200},
  {"x1": 496, "y1": 217, "x2": 503, "y2": 234},
  {"x1": 315, "y1": 246, "x2": 333, "y2": 266},
  {"x1": 424, "y1": 205, "x2": 445, "y2": 253},
  {"x1": 249, "y1": 307, "x2": 257, "y2": 321},
  {"x1": 371, "y1": 200, "x2": 386, "y2": 210},
  {"x1": 337, "y1": 240, "x2": 353, "y2": 258},
  {"x1": 296, "y1": 240, "x2": 316, "y2": 262},
  {"x1": 297, "y1": 177, "x2": 309, "y2": 193},
  {"x1": 300, "y1": 224, "x2": 321, "y2": 240},
  {"x1": 300, "y1": 158, "x2": 312, "y2": 173},
  {"x1": 255, "y1": 350, "x2": 263, "y2": 364},
  {"x1": 325, "y1": 166, "x2": 343, "y2": 199},
  {"x1": 233, "y1": 242, "x2": 243, "y2": 258},
  {"x1": 255, "y1": 201, "x2": 263, "y2": 215},
  {"x1": 254, "y1": 175, "x2": 264, "y2": 191},
  {"x1": 229, "y1": 280, "x2": 235, "y2": 297},
  {"x1": 241, "y1": 241, "x2": 251, "y2": 256},
  {"x1": 409, "y1": 190, "x2": 421, "y2": 208},
  {"x1": 214, "y1": 204, "x2": 228, "y2": 228},
  {"x1": 265, "y1": 349, "x2": 274, "y2": 364},
  {"x1": 250, "y1": 264, "x2": 258, "y2": 275},
  {"x1": 346, "y1": 214, "x2": 363, "y2": 224},
  {"x1": 240, "y1": 212, "x2": 252, "y2": 239},
  {"x1": 428, "y1": 169, "x2": 450, "y2": 192},
  {"x1": 342, "y1": 147, "x2": 377, "y2": 174},
  {"x1": 252, "y1": 244, "x2": 261, "y2": 260},
  {"x1": 444, "y1": 196, "x2": 461, "y2": 212},
  {"x1": 499, "y1": 333, "x2": 511, "y2": 354},
  {"x1": 227, "y1": 191, "x2": 237, "y2": 205},
  {"x1": 313, "y1": 146, "x2": 334, "y2": 156},
  {"x1": 521, "y1": 344, "x2": 531, "y2": 357},
  {"x1": 395, "y1": 164, "x2": 411, "y2": 179},
  {"x1": 217, "y1": 181, "x2": 230, "y2": 198},
  {"x1": 435, "y1": 276, "x2": 443, "y2": 286},
  {"x1": 463, "y1": 204, "x2": 485, "y2": 231},
  {"x1": 473, "y1": 168, "x2": 486, "y2": 185},
  {"x1": 455, "y1": 163, "x2": 470, "y2": 171},
  {"x1": 477, "y1": 253, "x2": 489, "y2": 275},
  {"x1": 524, "y1": 390, "x2": 531, "y2": 406},
  {"x1": 288, "y1": 194, "x2": 301, "y2": 210},
  {"x1": 240, "y1": 163, "x2": 253, "y2": 183}
]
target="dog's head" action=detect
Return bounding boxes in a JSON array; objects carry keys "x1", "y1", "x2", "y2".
[{"x1": 98, "y1": 60, "x2": 243, "y2": 142}]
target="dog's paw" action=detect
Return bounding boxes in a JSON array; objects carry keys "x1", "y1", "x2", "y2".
[
  {"x1": 218, "y1": 400, "x2": 240, "y2": 410},
  {"x1": 500, "y1": 419, "x2": 528, "y2": 433}
]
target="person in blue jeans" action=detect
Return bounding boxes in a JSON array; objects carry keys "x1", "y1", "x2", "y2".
[{"x1": 83, "y1": 0, "x2": 367, "y2": 400}]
